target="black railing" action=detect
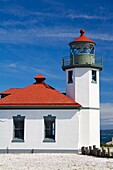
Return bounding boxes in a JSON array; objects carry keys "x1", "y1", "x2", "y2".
[{"x1": 62, "y1": 56, "x2": 103, "y2": 68}]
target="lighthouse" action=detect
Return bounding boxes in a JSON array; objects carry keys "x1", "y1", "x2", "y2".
[
  {"x1": 0, "y1": 29, "x2": 103, "y2": 153},
  {"x1": 62, "y1": 29, "x2": 103, "y2": 148}
]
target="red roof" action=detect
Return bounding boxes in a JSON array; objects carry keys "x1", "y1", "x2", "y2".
[
  {"x1": 69, "y1": 29, "x2": 95, "y2": 45},
  {"x1": 0, "y1": 88, "x2": 22, "y2": 95},
  {"x1": 0, "y1": 74, "x2": 81, "y2": 107}
]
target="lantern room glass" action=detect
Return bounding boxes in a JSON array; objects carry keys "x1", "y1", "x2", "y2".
[{"x1": 70, "y1": 42, "x2": 95, "y2": 56}]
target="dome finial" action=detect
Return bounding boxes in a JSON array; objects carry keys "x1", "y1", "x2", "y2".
[{"x1": 80, "y1": 29, "x2": 85, "y2": 36}]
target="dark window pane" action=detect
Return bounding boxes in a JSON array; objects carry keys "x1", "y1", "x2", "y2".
[
  {"x1": 14, "y1": 120, "x2": 24, "y2": 129},
  {"x1": 15, "y1": 130, "x2": 24, "y2": 140},
  {"x1": 44, "y1": 116, "x2": 55, "y2": 140},
  {"x1": 13, "y1": 116, "x2": 25, "y2": 141},
  {"x1": 68, "y1": 70, "x2": 73, "y2": 83},
  {"x1": 92, "y1": 70, "x2": 97, "y2": 82}
]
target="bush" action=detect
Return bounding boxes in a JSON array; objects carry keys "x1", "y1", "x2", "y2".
[{"x1": 100, "y1": 143, "x2": 113, "y2": 147}]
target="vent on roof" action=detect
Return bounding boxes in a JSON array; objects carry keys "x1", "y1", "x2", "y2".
[{"x1": 34, "y1": 74, "x2": 46, "y2": 84}]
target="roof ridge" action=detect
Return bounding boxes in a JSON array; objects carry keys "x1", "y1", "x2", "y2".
[{"x1": 0, "y1": 74, "x2": 81, "y2": 107}]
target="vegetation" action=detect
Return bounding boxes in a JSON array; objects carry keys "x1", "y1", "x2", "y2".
[{"x1": 100, "y1": 143, "x2": 113, "y2": 147}]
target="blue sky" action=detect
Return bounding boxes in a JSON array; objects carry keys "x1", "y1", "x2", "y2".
[{"x1": 0, "y1": 0, "x2": 113, "y2": 129}]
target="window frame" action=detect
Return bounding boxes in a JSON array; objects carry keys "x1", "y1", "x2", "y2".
[
  {"x1": 43, "y1": 115, "x2": 56, "y2": 143},
  {"x1": 68, "y1": 70, "x2": 73, "y2": 84},
  {"x1": 12, "y1": 115, "x2": 25, "y2": 143},
  {"x1": 91, "y1": 70, "x2": 97, "y2": 83}
]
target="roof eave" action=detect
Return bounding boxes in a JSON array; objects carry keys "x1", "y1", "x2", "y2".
[
  {"x1": 69, "y1": 40, "x2": 96, "y2": 46},
  {"x1": 0, "y1": 105, "x2": 81, "y2": 110}
]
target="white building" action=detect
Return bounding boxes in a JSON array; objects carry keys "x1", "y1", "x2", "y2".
[{"x1": 0, "y1": 29, "x2": 103, "y2": 153}]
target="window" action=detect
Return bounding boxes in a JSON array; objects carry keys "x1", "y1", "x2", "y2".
[
  {"x1": 92, "y1": 70, "x2": 97, "y2": 83},
  {"x1": 43, "y1": 115, "x2": 56, "y2": 142},
  {"x1": 12, "y1": 115, "x2": 25, "y2": 142},
  {"x1": 68, "y1": 70, "x2": 73, "y2": 83}
]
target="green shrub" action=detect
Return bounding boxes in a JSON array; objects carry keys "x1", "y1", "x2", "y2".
[{"x1": 100, "y1": 143, "x2": 113, "y2": 147}]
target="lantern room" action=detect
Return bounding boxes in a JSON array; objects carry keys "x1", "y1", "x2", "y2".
[{"x1": 62, "y1": 29, "x2": 103, "y2": 71}]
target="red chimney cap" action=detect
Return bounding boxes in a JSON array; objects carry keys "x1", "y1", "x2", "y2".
[
  {"x1": 34, "y1": 74, "x2": 46, "y2": 83},
  {"x1": 80, "y1": 29, "x2": 85, "y2": 35},
  {"x1": 69, "y1": 29, "x2": 96, "y2": 45}
]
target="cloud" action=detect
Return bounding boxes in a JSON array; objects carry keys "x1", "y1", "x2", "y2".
[
  {"x1": 0, "y1": 3, "x2": 110, "y2": 22},
  {"x1": 8, "y1": 63, "x2": 17, "y2": 69},
  {"x1": 0, "y1": 26, "x2": 76, "y2": 44},
  {"x1": 101, "y1": 103, "x2": 113, "y2": 116},
  {"x1": 0, "y1": 5, "x2": 32, "y2": 17},
  {"x1": 101, "y1": 91, "x2": 113, "y2": 99},
  {"x1": 42, "y1": 0, "x2": 64, "y2": 7},
  {"x1": 1, "y1": 19, "x2": 38, "y2": 27},
  {"x1": 100, "y1": 103, "x2": 113, "y2": 129},
  {"x1": 0, "y1": 61, "x2": 64, "y2": 81},
  {"x1": 0, "y1": 4, "x2": 113, "y2": 44},
  {"x1": 0, "y1": 5, "x2": 64, "y2": 19},
  {"x1": 89, "y1": 32, "x2": 113, "y2": 41},
  {"x1": 1, "y1": 23, "x2": 113, "y2": 46},
  {"x1": 0, "y1": 26, "x2": 113, "y2": 46},
  {"x1": 101, "y1": 76, "x2": 113, "y2": 82},
  {"x1": 67, "y1": 13, "x2": 109, "y2": 20}
]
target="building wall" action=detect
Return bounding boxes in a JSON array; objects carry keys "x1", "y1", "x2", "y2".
[
  {"x1": 66, "y1": 67, "x2": 100, "y2": 148},
  {"x1": 0, "y1": 109, "x2": 79, "y2": 151},
  {"x1": 66, "y1": 67, "x2": 100, "y2": 108},
  {"x1": 79, "y1": 109, "x2": 100, "y2": 148}
]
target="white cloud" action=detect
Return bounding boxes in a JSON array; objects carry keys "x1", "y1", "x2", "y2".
[
  {"x1": 67, "y1": 13, "x2": 109, "y2": 20},
  {"x1": 0, "y1": 26, "x2": 113, "y2": 45},
  {"x1": 0, "y1": 5, "x2": 63, "y2": 19},
  {"x1": 0, "y1": 5, "x2": 31, "y2": 17},
  {"x1": 0, "y1": 3, "x2": 110, "y2": 21},
  {"x1": 0, "y1": 61, "x2": 65, "y2": 81},
  {"x1": 0, "y1": 4, "x2": 113, "y2": 44},
  {"x1": 100, "y1": 103, "x2": 113, "y2": 129},
  {"x1": 101, "y1": 91, "x2": 113, "y2": 99},
  {"x1": 1, "y1": 24, "x2": 113, "y2": 46},
  {"x1": 1, "y1": 19, "x2": 38, "y2": 27},
  {"x1": 89, "y1": 32, "x2": 113, "y2": 41},
  {"x1": 101, "y1": 76, "x2": 113, "y2": 82},
  {"x1": 9, "y1": 63, "x2": 17, "y2": 69},
  {"x1": 0, "y1": 26, "x2": 76, "y2": 44}
]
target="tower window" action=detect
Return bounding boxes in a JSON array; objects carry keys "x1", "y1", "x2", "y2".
[
  {"x1": 68, "y1": 70, "x2": 73, "y2": 84},
  {"x1": 92, "y1": 70, "x2": 97, "y2": 83},
  {"x1": 12, "y1": 115, "x2": 25, "y2": 142},
  {"x1": 43, "y1": 115, "x2": 56, "y2": 142}
]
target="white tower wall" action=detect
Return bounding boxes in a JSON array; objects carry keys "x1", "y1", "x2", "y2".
[
  {"x1": 66, "y1": 67, "x2": 100, "y2": 108},
  {"x1": 66, "y1": 67, "x2": 100, "y2": 148},
  {"x1": 79, "y1": 109, "x2": 100, "y2": 148}
]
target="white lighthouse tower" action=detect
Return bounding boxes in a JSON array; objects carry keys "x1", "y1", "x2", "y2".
[{"x1": 62, "y1": 29, "x2": 103, "y2": 148}]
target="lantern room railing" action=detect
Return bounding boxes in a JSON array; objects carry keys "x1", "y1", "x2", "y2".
[{"x1": 62, "y1": 56, "x2": 103, "y2": 69}]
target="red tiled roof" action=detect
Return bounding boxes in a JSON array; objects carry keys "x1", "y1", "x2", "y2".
[
  {"x1": 0, "y1": 88, "x2": 22, "y2": 95},
  {"x1": 0, "y1": 74, "x2": 81, "y2": 107},
  {"x1": 69, "y1": 29, "x2": 95, "y2": 45}
]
